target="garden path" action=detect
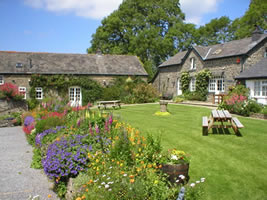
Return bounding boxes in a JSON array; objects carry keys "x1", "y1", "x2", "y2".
[{"x1": 0, "y1": 127, "x2": 58, "y2": 200}]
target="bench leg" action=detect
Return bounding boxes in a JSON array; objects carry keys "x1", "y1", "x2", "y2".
[
  {"x1": 231, "y1": 121, "x2": 242, "y2": 136},
  {"x1": 202, "y1": 127, "x2": 208, "y2": 136}
]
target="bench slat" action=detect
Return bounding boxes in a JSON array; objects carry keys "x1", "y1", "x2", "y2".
[
  {"x1": 217, "y1": 110, "x2": 226, "y2": 119},
  {"x1": 223, "y1": 110, "x2": 232, "y2": 119},
  {"x1": 232, "y1": 117, "x2": 244, "y2": 128},
  {"x1": 202, "y1": 116, "x2": 208, "y2": 127},
  {"x1": 212, "y1": 110, "x2": 219, "y2": 119}
]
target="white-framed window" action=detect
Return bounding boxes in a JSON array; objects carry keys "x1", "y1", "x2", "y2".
[
  {"x1": 190, "y1": 77, "x2": 196, "y2": 92},
  {"x1": 35, "y1": 87, "x2": 43, "y2": 99},
  {"x1": 0, "y1": 75, "x2": 4, "y2": 85},
  {"x1": 190, "y1": 57, "x2": 196, "y2": 70},
  {"x1": 19, "y1": 87, "x2": 27, "y2": 99},
  {"x1": 177, "y1": 78, "x2": 182, "y2": 95},
  {"x1": 69, "y1": 87, "x2": 82, "y2": 106},
  {"x1": 209, "y1": 76, "x2": 225, "y2": 93},
  {"x1": 254, "y1": 80, "x2": 267, "y2": 97}
]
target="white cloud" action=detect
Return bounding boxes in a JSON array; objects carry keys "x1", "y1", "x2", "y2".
[
  {"x1": 180, "y1": 0, "x2": 222, "y2": 25},
  {"x1": 24, "y1": 0, "x2": 123, "y2": 19}
]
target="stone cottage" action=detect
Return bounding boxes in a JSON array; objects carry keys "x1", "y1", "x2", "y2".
[
  {"x1": 0, "y1": 51, "x2": 147, "y2": 105},
  {"x1": 152, "y1": 29, "x2": 267, "y2": 104}
]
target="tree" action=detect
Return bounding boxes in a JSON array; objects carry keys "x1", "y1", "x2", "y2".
[
  {"x1": 197, "y1": 16, "x2": 235, "y2": 46},
  {"x1": 232, "y1": 0, "x2": 267, "y2": 39},
  {"x1": 87, "y1": 0, "x2": 186, "y2": 80}
]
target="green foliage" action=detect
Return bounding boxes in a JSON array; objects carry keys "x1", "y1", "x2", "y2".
[
  {"x1": 198, "y1": 16, "x2": 235, "y2": 45},
  {"x1": 262, "y1": 106, "x2": 267, "y2": 115},
  {"x1": 183, "y1": 92, "x2": 206, "y2": 101},
  {"x1": 173, "y1": 95, "x2": 185, "y2": 103},
  {"x1": 27, "y1": 98, "x2": 39, "y2": 110},
  {"x1": 195, "y1": 69, "x2": 212, "y2": 100},
  {"x1": 181, "y1": 72, "x2": 190, "y2": 93},
  {"x1": 29, "y1": 74, "x2": 103, "y2": 105},
  {"x1": 87, "y1": 0, "x2": 186, "y2": 80},
  {"x1": 54, "y1": 181, "x2": 67, "y2": 199},
  {"x1": 228, "y1": 84, "x2": 250, "y2": 97},
  {"x1": 31, "y1": 148, "x2": 43, "y2": 169},
  {"x1": 102, "y1": 77, "x2": 158, "y2": 104},
  {"x1": 232, "y1": 0, "x2": 267, "y2": 39},
  {"x1": 246, "y1": 100, "x2": 263, "y2": 113}
]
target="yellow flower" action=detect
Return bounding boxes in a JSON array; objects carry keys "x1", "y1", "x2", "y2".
[
  {"x1": 86, "y1": 188, "x2": 89, "y2": 192},
  {"x1": 120, "y1": 163, "x2": 123, "y2": 167},
  {"x1": 154, "y1": 180, "x2": 159, "y2": 184},
  {"x1": 96, "y1": 159, "x2": 99, "y2": 163},
  {"x1": 130, "y1": 179, "x2": 135, "y2": 183},
  {"x1": 76, "y1": 197, "x2": 82, "y2": 200},
  {"x1": 47, "y1": 194, "x2": 52, "y2": 198},
  {"x1": 82, "y1": 195, "x2": 86, "y2": 199}
]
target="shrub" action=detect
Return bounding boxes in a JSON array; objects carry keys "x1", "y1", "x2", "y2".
[
  {"x1": 132, "y1": 83, "x2": 159, "y2": 103},
  {"x1": 0, "y1": 83, "x2": 24, "y2": 101},
  {"x1": 173, "y1": 96, "x2": 184, "y2": 103},
  {"x1": 246, "y1": 100, "x2": 262, "y2": 113},
  {"x1": 262, "y1": 106, "x2": 267, "y2": 115}
]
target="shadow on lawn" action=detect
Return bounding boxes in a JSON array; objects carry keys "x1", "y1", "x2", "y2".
[{"x1": 211, "y1": 127, "x2": 242, "y2": 137}]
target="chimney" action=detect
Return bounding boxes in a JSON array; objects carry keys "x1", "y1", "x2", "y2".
[{"x1": 252, "y1": 25, "x2": 262, "y2": 41}]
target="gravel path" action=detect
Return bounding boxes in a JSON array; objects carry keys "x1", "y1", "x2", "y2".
[{"x1": 0, "y1": 127, "x2": 58, "y2": 200}]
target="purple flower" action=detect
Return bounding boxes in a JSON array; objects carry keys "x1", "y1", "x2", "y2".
[
  {"x1": 35, "y1": 126, "x2": 66, "y2": 147},
  {"x1": 24, "y1": 116, "x2": 34, "y2": 126},
  {"x1": 108, "y1": 115, "x2": 113, "y2": 125}
]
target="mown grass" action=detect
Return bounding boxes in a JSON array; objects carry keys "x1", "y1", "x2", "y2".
[{"x1": 112, "y1": 104, "x2": 267, "y2": 200}]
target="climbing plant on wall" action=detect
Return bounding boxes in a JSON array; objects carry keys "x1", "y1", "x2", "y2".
[
  {"x1": 196, "y1": 69, "x2": 212, "y2": 100},
  {"x1": 181, "y1": 71, "x2": 190, "y2": 93},
  {"x1": 29, "y1": 74, "x2": 103, "y2": 105}
]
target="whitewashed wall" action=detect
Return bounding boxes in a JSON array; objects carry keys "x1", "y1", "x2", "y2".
[{"x1": 246, "y1": 80, "x2": 267, "y2": 105}]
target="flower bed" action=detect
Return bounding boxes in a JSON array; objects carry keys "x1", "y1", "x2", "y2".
[{"x1": 22, "y1": 104, "x2": 205, "y2": 199}]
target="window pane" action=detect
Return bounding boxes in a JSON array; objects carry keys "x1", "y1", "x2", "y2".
[
  {"x1": 254, "y1": 81, "x2": 261, "y2": 96},
  {"x1": 262, "y1": 86, "x2": 267, "y2": 96}
]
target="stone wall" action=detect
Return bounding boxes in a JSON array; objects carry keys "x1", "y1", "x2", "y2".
[{"x1": 0, "y1": 99, "x2": 28, "y2": 116}]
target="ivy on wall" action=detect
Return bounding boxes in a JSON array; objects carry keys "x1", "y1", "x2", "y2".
[
  {"x1": 181, "y1": 71, "x2": 190, "y2": 93},
  {"x1": 29, "y1": 74, "x2": 103, "y2": 105},
  {"x1": 196, "y1": 69, "x2": 212, "y2": 99}
]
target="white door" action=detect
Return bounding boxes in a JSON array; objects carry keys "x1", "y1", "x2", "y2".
[
  {"x1": 69, "y1": 87, "x2": 82, "y2": 106},
  {"x1": 177, "y1": 78, "x2": 182, "y2": 95}
]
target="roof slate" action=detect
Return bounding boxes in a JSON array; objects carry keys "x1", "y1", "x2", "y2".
[
  {"x1": 159, "y1": 34, "x2": 267, "y2": 67},
  {"x1": 0, "y1": 51, "x2": 148, "y2": 76},
  {"x1": 235, "y1": 58, "x2": 267, "y2": 79}
]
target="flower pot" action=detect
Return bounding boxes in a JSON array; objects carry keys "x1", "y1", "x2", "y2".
[{"x1": 161, "y1": 163, "x2": 189, "y2": 185}]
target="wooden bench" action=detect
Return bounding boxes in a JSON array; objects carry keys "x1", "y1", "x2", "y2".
[
  {"x1": 202, "y1": 116, "x2": 209, "y2": 136},
  {"x1": 231, "y1": 117, "x2": 244, "y2": 135},
  {"x1": 97, "y1": 100, "x2": 121, "y2": 110}
]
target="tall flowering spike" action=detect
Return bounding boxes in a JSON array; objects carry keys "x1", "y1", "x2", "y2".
[
  {"x1": 108, "y1": 115, "x2": 113, "y2": 125},
  {"x1": 89, "y1": 124, "x2": 94, "y2": 136},
  {"x1": 95, "y1": 124, "x2": 100, "y2": 134},
  {"x1": 77, "y1": 119, "x2": 81, "y2": 127},
  {"x1": 105, "y1": 120, "x2": 109, "y2": 132}
]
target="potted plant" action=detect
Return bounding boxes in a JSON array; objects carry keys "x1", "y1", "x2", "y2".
[{"x1": 160, "y1": 149, "x2": 190, "y2": 185}]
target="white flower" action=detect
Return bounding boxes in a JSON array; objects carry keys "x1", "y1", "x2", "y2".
[
  {"x1": 108, "y1": 189, "x2": 112, "y2": 191},
  {"x1": 179, "y1": 175, "x2": 185, "y2": 180},
  {"x1": 105, "y1": 184, "x2": 109, "y2": 189},
  {"x1": 109, "y1": 166, "x2": 113, "y2": 169},
  {"x1": 98, "y1": 186, "x2": 101, "y2": 188},
  {"x1": 196, "y1": 181, "x2": 200, "y2": 184},
  {"x1": 94, "y1": 179, "x2": 99, "y2": 183},
  {"x1": 175, "y1": 180, "x2": 179, "y2": 183},
  {"x1": 201, "y1": 178, "x2": 205, "y2": 182},
  {"x1": 123, "y1": 174, "x2": 128, "y2": 177},
  {"x1": 101, "y1": 182, "x2": 105, "y2": 185},
  {"x1": 107, "y1": 177, "x2": 111, "y2": 180},
  {"x1": 102, "y1": 174, "x2": 106, "y2": 177},
  {"x1": 108, "y1": 181, "x2": 114, "y2": 185},
  {"x1": 171, "y1": 155, "x2": 178, "y2": 160},
  {"x1": 190, "y1": 183, "x2": 196, "y2": 187}
]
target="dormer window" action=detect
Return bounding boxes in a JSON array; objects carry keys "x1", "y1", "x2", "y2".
[
  {"x1": 16, "y1": 63, "x2": 23, "y2": 68},
  {"x1": 190, "y1": 57, "x2": 196, "y2": 70}
]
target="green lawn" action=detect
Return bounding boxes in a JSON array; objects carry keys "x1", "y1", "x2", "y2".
[{"x1": 111, "y1": 104, "x2": 267, "y2": 200}]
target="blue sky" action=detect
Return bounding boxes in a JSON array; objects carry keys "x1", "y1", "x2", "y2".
[{"x1": 0, "y1": 0, "x2": 250, "y2": 54}]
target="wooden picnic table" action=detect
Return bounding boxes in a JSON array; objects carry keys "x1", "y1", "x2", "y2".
[
  {"x1": 202, "y1": 110, "x2": 244, "y2": 136},
  {"x1": 97, "y1": 100, "x2": 121, "y2": 110}
]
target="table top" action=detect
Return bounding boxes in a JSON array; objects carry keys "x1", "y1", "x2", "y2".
[
  {"x1": 212, "y1": 110, "x2": 232, "y2": 120},
  {"x1": 97, "y1": 100, "x2": 120, "y2": 104}
]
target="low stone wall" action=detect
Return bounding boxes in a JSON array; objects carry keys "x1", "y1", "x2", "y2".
[
  {"x1": 250, "y1": 113, "x2": 267, "y2": 120},
  {"x1": 0, "y1": 99, "x2": 28, "y2": 116}
]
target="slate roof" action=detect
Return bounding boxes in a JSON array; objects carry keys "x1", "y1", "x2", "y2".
[
  {"x1": 159, "y1": 33, "x2": 267, "y2": 67},
  {"x1": 235, "y1": 58, "x2": 267, "y2": 79},
  {"x1": 0, "y1": 51, "x2": 148, "y2": 76}
]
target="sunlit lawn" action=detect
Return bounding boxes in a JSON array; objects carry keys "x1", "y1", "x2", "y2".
[{"x1": 111, "y1": 104, "x2": 267, "y2": 200}]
